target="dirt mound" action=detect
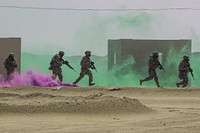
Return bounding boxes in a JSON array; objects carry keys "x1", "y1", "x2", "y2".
[
  {"x1": 0, "y1": 93, "x2": 152, "y2": 114},
  {"x1": 0, "y1": 93, "x2": 20, "y2": 97}
]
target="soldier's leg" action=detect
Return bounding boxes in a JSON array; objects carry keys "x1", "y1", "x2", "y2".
[
  {"x1": 176, "y1": 79, "x2": 183, "y2": 87},
  {"x1": 5, "y1": 70, "x2": 12, "y2": 81},
  {"x1": 182, "y1": 77, "x2": 189, "y2": 87},
  {"x1": 140, "y1": 76, "x2": 154, "y2": 85},
  {"x1": 176, "y1": 73, "x2": 182, "y2": 87},
  {"x1": 7, "y1": 70, "x2": 11, "y2": 77},
  {"x1": 86, "y1": 70, "x2": 95, "y2": 86},
  {"x1": 142, "y1": 76, "x2": 154, "y2": 82},
  {"x1": 51, "y1": 67, "x2": 58, "y2": 80},
  {"x1": 176, "y1": 82, "x2": 180, "y2": 87},
  {"x1": 73, "y1": 70, "x2": 86, "y2": 84},
  {"x1": 140, "y1": 70, "x2": 154, "y2": 85},
  {"x1": 73, "y1": 74, "x2": 84, "y2": 84},
  {"x1": 154, "y1": 76, "x2": 161, "y2": 87},
  {"x1": 176, "y1": 80, "x2": 184, "y2": 87},
  {"x1": 177, "y1": 73, "x2": 187, "y2": 87},
  {"x1": 57, "y1": 68, "x2": 63, "y2": 82}
]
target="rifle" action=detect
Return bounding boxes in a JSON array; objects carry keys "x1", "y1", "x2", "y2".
[
  {"x1": 157, "y1": 61, "x2": 165, "y2": 72},
  {"x1": 91, "y1": 61, "x2": 97, "y2": 72},
  {"x1": 61, "y1": 58, "x2": 76, "y2": 72},
  {"x1": 189, "y1": 68, "x2": 195, "y2": 80}
]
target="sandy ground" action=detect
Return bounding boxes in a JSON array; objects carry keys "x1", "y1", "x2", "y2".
[{"x1": 0, "y1": 86, "x2": 200, "y2": 133}]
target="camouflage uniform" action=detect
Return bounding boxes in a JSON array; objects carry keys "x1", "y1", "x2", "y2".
[
  {"x1": 73, "y1": 51, "x2": 95, "y2": 86},
  {"x1": 176, "y1": 55, "x2": 192, "y2": 87},
  {"x1": 49, "y1": 51, "x2": 64, "y2": 82},
  {"x1": 140, "y1": 52, "x2": 162, "y2": 87},
  {"x1": 4, "y1": 53, "x2": 17, "y2": 77}
]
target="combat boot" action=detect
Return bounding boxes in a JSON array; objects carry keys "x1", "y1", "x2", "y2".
[
  {"x1": 154, "y1": 76, "x2": 162, "y2": 87},
  {"x1": 156, "y1": 82, "x2": 163, "y2": 87},
  {"x1": 139, "y1": 80, "x2": 143, "y2": 86},
  {"x1": 183, "y1": 84, "x2": 187, "y2": 87},
  {"x1": 89, "y1": 82, "x2": 95, "y2": 86},
  {"x1": 176, "y1": 83, "x2": 180, "y2": 87}
]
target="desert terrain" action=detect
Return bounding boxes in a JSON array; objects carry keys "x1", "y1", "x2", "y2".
[{"x1": 0, "y1": 86, "x2": 200, "y2": 133}]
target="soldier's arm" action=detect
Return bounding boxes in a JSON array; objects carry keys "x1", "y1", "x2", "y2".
[
  {"x1": 178, "y1": 61, "x2": 187, "y2": 71},
  {"x1": 6, "y1": 59, "x2": 13, "y2": 65},
  {"x1": 178, "y1": 62, "x2": 182, "y2": 71},
  {"x1": 148, "y1": 58, "x2": 156, "y2": 67},
  {"x1": 55, "y1": 55, "x2": 62, "y2": 65},
  {"x1": 4, "y1": 59, "x2": 8, "y2": 65},
  {"x1": 12, "y1": 60, "x2": 17, "y2": 67}
]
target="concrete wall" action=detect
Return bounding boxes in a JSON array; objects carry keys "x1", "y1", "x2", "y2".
[
  {"x1": 108, "y1": 40, "x2": 122, "y2": 70},
  {"x1": 0, "y1": 38, "x2": 21, "y2": 76},
  {"x1": 108, "y1": 39, "x2": 191, "y2": 70},
  {"x1": 108, "y1": 39, "x2": 191, "y2": 86}
]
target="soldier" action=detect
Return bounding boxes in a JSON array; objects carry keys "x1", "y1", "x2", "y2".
[
  {"x1": 4, "y1": 52, "x2": 17, "y2": 77},
  {"x1": 176, "y1": 55, "x2": 193, "y2": 87},
  {"x1": 140, "y1": 52, "x2": 163, "y2": 87},
  {"x1": 49, "y1": 51, "x2": 65, "y2": 82},
  {"x1": 73, "y1": 51, "x2": 95, "y2": 86}
]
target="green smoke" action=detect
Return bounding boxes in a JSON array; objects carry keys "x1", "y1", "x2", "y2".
[
  {"x1": 72, "y1": 12, "x2": 156, "y2": 57},
  {"x1": 191, "y1": 53, "x2": 200, "y2": 87},
  {"x1": 21, "y1": 48, "x2": 199, "y2": 87},
  {"x1": 108, "y1": 55, "x2": 137, "y2": 86},
  {"x1": 160, "y1": 45, "x2": 191, "y2": 87},
  {"x1": 21, "y1": 53, "x2": 108, "y2": 86},
  {"x1": 20, "y1": 11, "x2": 200, "y2": 87}
]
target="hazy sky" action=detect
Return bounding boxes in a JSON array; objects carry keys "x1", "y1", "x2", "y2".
[{"x1": 1, "y1": 0, "x2": 200, "y2": 56}]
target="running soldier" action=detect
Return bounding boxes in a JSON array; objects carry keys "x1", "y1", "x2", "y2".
[
  {"x1": 140, "y1": 52, "x2": 163, "y2": 87},
  {"x1": 73, "y1": 51, "x2": 95, "y2": 86},
  {"x1": 176, "y1": 55, "x2": 193, "y2": 87},
  {"x1": 4, "y1": 53, "x2": 17, "y2": 77},
  {"x1": 49, "y1": 51, "x2": 65, "y2": 82}
]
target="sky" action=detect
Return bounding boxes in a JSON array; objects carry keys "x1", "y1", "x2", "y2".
[{"x1": 1, "y1": 0, "x2": 200, "y2": 56}]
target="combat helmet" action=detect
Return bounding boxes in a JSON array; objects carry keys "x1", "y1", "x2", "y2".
[
  {"x1": 183, "y1": 54, "x2": 189, "y2": 61},
  {"x1": 152, "y1": 51, "x2": 158, "y2": 58},
  {"x1": 85, "y1": 51, "x2": 91, "y2": 56},
  {"x1": 59, "y1": 51, "x2": 65, "y2": 57},
  {"x1": 8, "y1": 52, "x2": 15, "y2": 58}
]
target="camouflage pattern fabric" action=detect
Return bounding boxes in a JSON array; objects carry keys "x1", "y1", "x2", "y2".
[
  {"x1": 4, "y1": 57, "x2": 17, "y2": 76},
  {"x1": 73, "y1": 56, "x2": 94, "y2": 85},
  {"x1": 140, "y1": 56, "x2": 161, "y2": 87},
  {"x1": 176, "y1": 60, "x2": 191, "y2": 87},
  {"x1": 49, "y1": 54, "x2": 63, "y2": 81}
]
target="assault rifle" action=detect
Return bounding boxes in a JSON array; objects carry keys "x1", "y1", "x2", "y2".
[
  {"x1": 189, "y1": 68, "x2": 195, "y2": 80},
  {"x1": 61, "y1": 58, "x2": 76, "y2": 72},
  {"x1": 152, "y1": 56, "x2": 165, "y2": 72},
  {"x1": 91, "y1": 61, "x2": 97, "y2": 72},
  {"x1": 157, "y1": 61, "x2": 165, "y2": 72}
]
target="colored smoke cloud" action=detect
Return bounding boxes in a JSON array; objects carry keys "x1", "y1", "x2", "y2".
[{"x1": 0, "y1": 70, "x2": 77, "y2": 87}]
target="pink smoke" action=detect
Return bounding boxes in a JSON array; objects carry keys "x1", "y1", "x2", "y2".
[{"x1": 0, "y1": 70, "x2": 77, "y2": 87}]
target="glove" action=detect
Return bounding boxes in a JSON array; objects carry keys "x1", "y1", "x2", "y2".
[
  {"x1": 64, "y1": 60, "x2": 69, "y2": 64},
  {"x1": 48, "y1": 66, "x2": 52, "y2": 70},
  {"x1": 91, "y1": 62, "x2": 94, "y2": 65}
]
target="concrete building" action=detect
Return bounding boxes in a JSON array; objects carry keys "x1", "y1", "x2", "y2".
[
  {"x1": 108, "y1": 39, "x2": 191, "y2": 86},
  {"x1": 0, "y1": 38, "x2": 21, "y2": 76}
]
